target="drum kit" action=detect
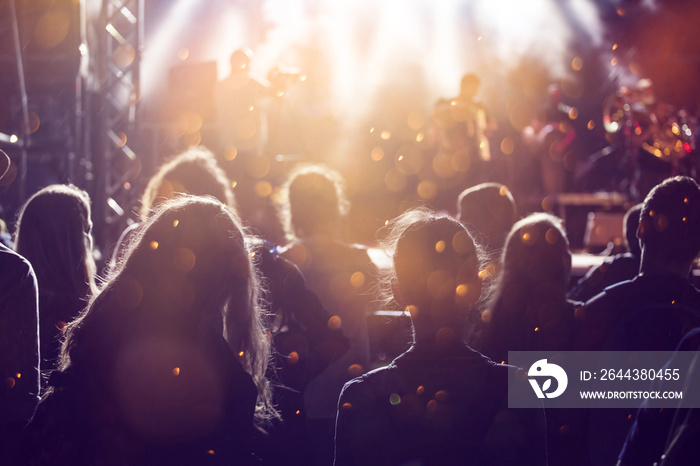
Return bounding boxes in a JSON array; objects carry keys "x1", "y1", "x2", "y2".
[
  {"x1": 602, "y1": 82, "x2": 696, "y2": 164},
  {"x1": 600, "y1": 80, "x2": 697, "y2": 199}
]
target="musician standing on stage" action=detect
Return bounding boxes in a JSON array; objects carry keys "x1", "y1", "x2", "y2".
[
  {"x1": 215, "y1": 48, "x2": 269, "y2": 157},
  {"x1": 432, "y1": 73, "x2": 492, "y2": 187}
]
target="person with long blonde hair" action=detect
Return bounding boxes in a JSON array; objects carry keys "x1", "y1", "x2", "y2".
[{"x1": 29, "y1": 196, "x2": 276, "y2": 465}]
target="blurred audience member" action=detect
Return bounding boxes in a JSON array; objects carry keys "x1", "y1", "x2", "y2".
[
  {"x1": 334, "y1": 208, "x2": 545, "y2": 466},
  {"x1": 111, "y1": 146, "x2": 235, "y2": 267},
  {"x1": 14, "y1": 184, "x2": 97, "y2": 372},
  {"x1": 577, "y1": 176, "x2": 700, "y2": 352},
  {"x1": 478, "y1": 213, "x2": 579, "y2": 364},
  {"x1": 113, "y1": 146, "x2": 347, "y2": 464},
  {"x1": 618, "y1": 328, "x2": 700, "y2": 466},
  {"x1": 29, "y1": 196, "x2": 275, "y2": 465},
  {"x1": 577, "y1": 176, "x2": 700, "y2": 466},
  {"x1": 457, "y1": 182, "x2": 518, "y2": 256},
  {"x1": 278, "y1": 164, "x2": 378, "y2": 466},
  {"x1": 0, "y1": 245, "x2": 40, "y2": 464},
  {"x1": 568, "y1": 204, "x2": 643, "y2": 303}
]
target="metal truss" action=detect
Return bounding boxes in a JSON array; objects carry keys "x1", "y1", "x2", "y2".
[{"x1": 93, "y1": 0, "x2": 143, "y2": 251}]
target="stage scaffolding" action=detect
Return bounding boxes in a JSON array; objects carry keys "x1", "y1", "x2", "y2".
[
  {"x1": 0, "y1": 0, "x2": 143, "y2": 258},
  {"x1": 91, "y1": 0, "x2": 144, "y2": 254}
]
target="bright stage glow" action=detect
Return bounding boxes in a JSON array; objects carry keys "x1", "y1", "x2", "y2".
[
  {"x1": 142, "y1": 0, "x2": 607, "y2": 139},
  {"x1": 142, "y1": 0, "x2": 201, "y2": 98}
]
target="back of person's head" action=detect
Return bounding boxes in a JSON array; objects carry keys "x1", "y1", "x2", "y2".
[
  {"x1": 638, "y1": 176, "x2": 700, "y2": 263},
  {"x1": 14, "y1": 184, "x2": 96, "y2": 299},
  {"x1": 280, "y1": 164, "x2": 349, "y2": 241},
  {"x1": 381, "y1": 208, "x2": 482, "y2": 342},
  {"x1": 460, "y1": 73, "x2": 480, "y2": 97},
  {"x1": 457, "y1": 183, "x2": 517, "y2": 252},
  {"x1": 139, "y1": 146, "x2": 235, "y2": 221},
  {"x1": 64, "y1": 195, "x2": 275, "y2": 424},
  {"x1": 482, "y1": 213, "x2": 571, "y2": 358},
  {"x1": 500, "y1": 212, "x2": 571, "y2": 289},
  {"x1": 624, "y1": 203, "x2": 643, "y2": 258},
  {"x1": 230, "y1": 48, "x2": 252, "y2": 73}
]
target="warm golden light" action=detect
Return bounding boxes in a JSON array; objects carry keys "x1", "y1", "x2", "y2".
[
  {"x1": 407, "y1": 111, "x2": 425, "y2": 130},
  {"x1": 371, "y1": 147, "x2": 384, "y2": 162},
  {"x1": 350, "y1": 271, "x2": 366, "y2": 288},
  {"x1": 545, "y1": 228, "x2": 559, "y2": 245},
  {"x1": 254, "y1": 181, "x2": 273, "y2": 198},
  {"x1": 328, "y1": 315, "x2": 342, "y2": 330},
  {"x1": 417, "y1": 180, "x2": 437, "y2": 200},
  {"x1": 571, "y1": 57, "x2": 583, "y2": 71},
  {"x1": 500, "y1": 137, "x2": 515, "y2": 155},
  {"x1": 174, "y1": 248, "x2": 196, "y2": 272},
  {"x1": 224, "y1": 146, "x2": 238, "y2": 161}
]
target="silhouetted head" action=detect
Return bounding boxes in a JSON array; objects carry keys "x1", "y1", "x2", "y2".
[
  {"x1": 279, "y1": 164, "x2": 349, "y2": 241},
  {"x1": 15, "y1": 184, "x2": 96, "y2": 299},
  {"x1": 139, "y1": 146, "x2": 235, "y2": 221},
  {"x1": 381, "y1": 208, "x2": 482, "y2": 344},
  {"x1": 638, "y1": 176, "x2": 700, "y2": 263},
  {"x1": 482, "y1": 213, "x2": 572, "y2": 359},
  {"x1": 460, "y1": 73, "x2": 480, "y2": 99},
  {"x1": 230, "y1": 48, "x2": 252, "y2": 74},
  {"x1": 501, "y1": 213, "x2": 571, "y2": 290},
  {"x1": 624, "y1": 203, "x2": 643, "y2": 258},
  {"x1": 457, "y1": 183, "x2": 517, "y2": 252}
]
